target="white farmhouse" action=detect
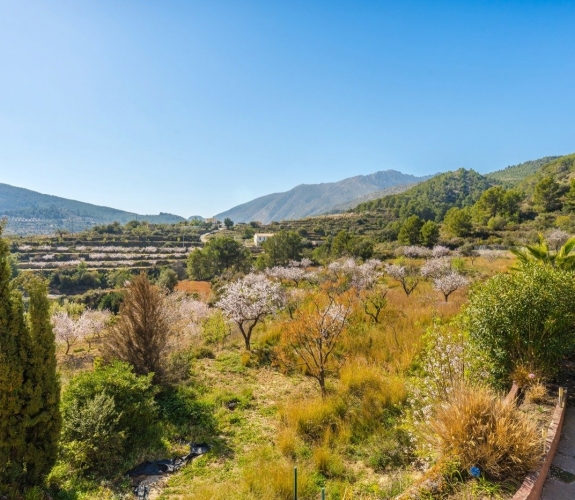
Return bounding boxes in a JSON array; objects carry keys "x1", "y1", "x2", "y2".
[{"x1": 254, "y1": 233, "x2": 274, "y2": 247}]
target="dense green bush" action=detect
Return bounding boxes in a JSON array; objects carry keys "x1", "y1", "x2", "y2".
[
  {"x1": 466, "y1": 264, "x2": 575, "y2": 383},
  {"x1": 60, "y1": 362, "x2": 160, "y2": 476}
]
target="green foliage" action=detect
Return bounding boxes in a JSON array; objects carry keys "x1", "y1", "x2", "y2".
[
  {"x1": 328, "y1": 230, "x2": 374, "y2": 260},
  {"x1": 0, "y1": 236, "x2": 28, "y2": 491},
  {"x1": 466, "y1": 264, "x2": 575, "y2": 382},
  {"x1": 356, "y1": 169, "x2": 494, "y2": 222},
  {"x1": 398, "y1": 215, "x2": 423, "y2": 245},
  {"x1": 157, "y1": 267, "x2": 178, "y2": 291},
  {"x1": 472, "y1": 186, "x2": 521, "y2": 224},
  {"x1": 223, "y1": 218, "x2": 234, "y2": 229},
  {"x1": 187, "y1": 237, "x2": 251, "y2": 280},
  {"x1": 420, "y1": 220, "x2": 439, "y2": 247},
  {"x1": 97, "y1": 291, "x2": 124, "y2": 313},
  {"x1": 156, "y1": 387, "x2": 216, "y2": 439},
  {"x1": 60, "y1": 362, "x2": 159, "y2": 476},
  {"x1": 486, "y1": 156, "x2": 560, "y2": 185},
  {"x1": 564, "y1": 178, "x2": 575, "y2": 212},
  {"x1": 533, "y1": 176, "x2": 563, "y2": 212},
  {"x1": 0, "y1": 228, "x2": 61, "y2": 493},
  {"x1": 443, "y1": 207, "x2": 473, "y2": 237},
  {"x1": 106, "y1": 268, "x2": 133, "y2": 289},
  {"x1": 487, "y1": 215, "x2": 507, "y2": 231},
  {"x1": 21, "y1": 278, "x2": 61, "y2": 486},
  {"x1": 260, "y1": 230, "x2": 303, "y2": 266},
  {"x1": 202, "y1": 311, "x2": 230, "y2": 345},
  {"x1": 511, "y1": 234, "x2": 575, "y2": 271},
  {"x1": 60, "y1": 392, "x2": 125, "y2": 475},
  {"x1": 241, "y1": 225, "x2": 255, "y2": 240}
]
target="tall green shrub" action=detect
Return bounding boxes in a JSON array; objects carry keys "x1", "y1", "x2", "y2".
[
  {"x1": 60, "y1": 361, "x2": 160, "y2": 476},
  {"x1": 0, "y1": 285, "x2": 27, "y2": 490},
  {"x1": 21, "y1": 278, "x2": 61, "y2": 485},
  {"x1": 466, "y1": 264, "x2": 575, "y2": 383}
]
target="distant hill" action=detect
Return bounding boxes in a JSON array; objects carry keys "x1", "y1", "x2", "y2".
[
  {"x1": 215, "y1": 170, "x2": 434, "y2": 223},
  {"x1": 516, "y1": 153, "x2": 575, "y2": 195},
  {"x1": 329, "y1": 184, "x2": 419, "y2": 213},
  {"x1": 486, "y1": 156, "x2": 560, "y2": 185},
  {"x1": 355, "y1": 169, "x2": 496, "y2": 221},
  {"x1": 0, "y1": 183, "x2": 185, "y2": 235}
]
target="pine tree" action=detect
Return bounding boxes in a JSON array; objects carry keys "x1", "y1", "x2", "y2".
[{"x1": 21, "y1": 277, "x2": 61, "y2": 486}]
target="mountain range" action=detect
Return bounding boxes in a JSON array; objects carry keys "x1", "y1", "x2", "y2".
[
  {"x1": 0, "y1": 183, "x2": 185, "y2": 235},
  {"x1": 215, "y1": 170, "x2": 434, "y2": 223},
  {"x1": 0, "y1": 154, "x2": 564, "y2": 235}
]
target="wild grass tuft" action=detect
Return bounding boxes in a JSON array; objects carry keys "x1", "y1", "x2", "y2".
[
  {"x1": 429, "y1": 384, "x2": 541, "y2": 480},
  {"x1": 524, "y1": 383, "x2": 547, "y2": 405}
]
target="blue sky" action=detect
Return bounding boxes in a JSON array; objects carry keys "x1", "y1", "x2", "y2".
[{"x1": 1, "y1": 1, "x2": 574, "y2": 218}]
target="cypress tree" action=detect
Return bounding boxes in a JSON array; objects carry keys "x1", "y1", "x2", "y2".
[
  {"x1": 0, "y1": 226, "x2": 61, "y2": 493},
  {"x1": 21, "y1": 277, "x2": 61, "y2": 486},
  {"x1": 0, "y1": 228, "x2": 27, "y2": 490}
]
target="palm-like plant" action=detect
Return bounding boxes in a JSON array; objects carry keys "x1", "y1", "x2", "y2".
[{"x1": 511, "y1": 233, "x2": 575, "y2": 271}]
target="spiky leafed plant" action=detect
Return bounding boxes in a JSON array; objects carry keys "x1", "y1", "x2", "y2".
[{"x1": 510, "y1": 233, "x2": 575, "y2": 271}]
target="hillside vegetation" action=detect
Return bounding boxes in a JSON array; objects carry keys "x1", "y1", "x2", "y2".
[
  {"x1": 485, "y1": 156, "x2": 560, "y2": 185},
  {"x1": 355, "y1": 169, "x2": 495, "y2": 221},
  {"x1": 4, "y1": 150, "x2": 575, "y2": 498},
  {"x1": 0, "y1": 183, "x2": 185, "y2": 235}
]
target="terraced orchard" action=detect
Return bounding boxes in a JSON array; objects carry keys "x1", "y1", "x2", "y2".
[{"x1": 8, "y1": 222, "x2": 209, "y2": 298}]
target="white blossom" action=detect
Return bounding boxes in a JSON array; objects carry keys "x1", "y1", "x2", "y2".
[
  {"x1": 77, "y1": 309, "x2": 111, "y2": 347},
  {"x1": 266, "y1": 266, "x2": 307, "y2": 285},
  {"x1": 477, "y1": 248, "x2": 507, "y2": 262},
  {"x1": 401, "y1": 246, "x2": 432, "y2": 259},
  {"x1": 52, "y1": 311, "x2": 78, "y2": 355},
  {"x1": 421, "y1": 258, "x2": 451, "y2": 279},
  {"x1": 216, "y1": 273, "x2": 285, "y2": 350},
  {"x1": 431, "y1": 245, "x2": 450, "y2": 258},
  {"x1": 433, "y1": 271, "x2": 469, "y2": 302}
]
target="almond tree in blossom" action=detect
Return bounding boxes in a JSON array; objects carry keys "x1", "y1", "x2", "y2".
[
  {"x1": 401, "y1": 246, "x2": 432, "y2": 259},
  {"x1": 431, "y1": 245, "x2": 451, "y2": 258},
  {"x1": 165, "y1": 292, "x2": 212, "y2": 338},
  {"x1": 216, "y1": 273, "x2": 285, "y2": 351},
  {"x1": 266, "y1": 265, "x2": 307, "y2": 286},
  {"x1": 77, "y1": 309, "x2": 112, "y2": 350},
  {"x1": 52, "y1": 311, "x2": 78, "y2": 355},
  {"x1": 433, "y1": 272, "x2": 470, "y2": 302},
  {"x1": 384, "y1": 263, "x2": 421, "y2": 296},
  {"x1": 421, "y1": 257, "x2": 452, "y2": 279}
]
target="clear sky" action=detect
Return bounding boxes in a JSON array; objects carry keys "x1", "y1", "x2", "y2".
[{"x1": 1, "y1": 1, "x2": 574, "y2": 218}]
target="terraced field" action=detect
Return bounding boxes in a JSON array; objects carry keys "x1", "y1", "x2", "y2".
[{"x1": 9, "y1": 224, "x2": 205, "y2": 275}]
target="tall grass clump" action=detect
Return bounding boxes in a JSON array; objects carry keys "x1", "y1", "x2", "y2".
[
  {"x1": 280, "y1": 396, "x2": 347, "y2": 444},
  {"x1": 429, "y1": 384, "x2": 541, "y2": 480},
  {"x1": 242, "y1": 446, "x2": 315, "y2": 500}
]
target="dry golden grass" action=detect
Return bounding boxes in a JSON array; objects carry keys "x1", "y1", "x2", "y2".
[
  {"x1": 280, "y1": 395, "x2": 347, "y2": 444},
  {"x1": 524, "y1": 383, "x2": 547, "y2": 405},
  {"x1": 242, "y1": 446, "x2": 316, "y2": 499},
  {"x1": 429, "y1": 384, "x2": 541, "y2": 480}
]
